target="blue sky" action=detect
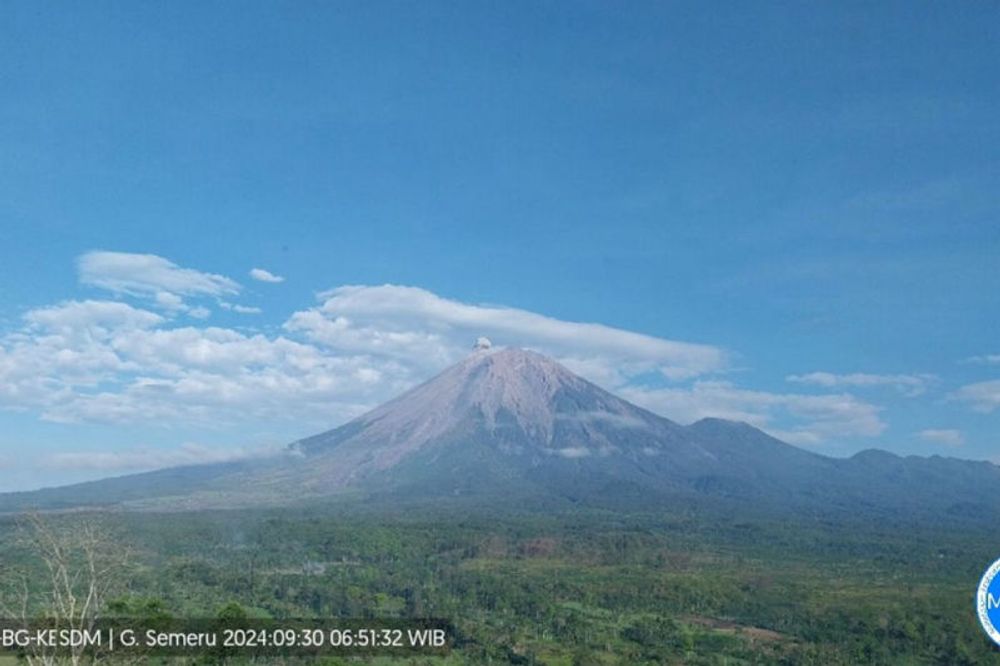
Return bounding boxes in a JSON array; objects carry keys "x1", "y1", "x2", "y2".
[{"x1": 1, "y1": 2, "x2": 998, "y2": 491}]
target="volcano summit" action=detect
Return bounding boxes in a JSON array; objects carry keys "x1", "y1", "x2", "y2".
[{"x1": 3, "y1": 347, "x2": 999, "y2": 523}]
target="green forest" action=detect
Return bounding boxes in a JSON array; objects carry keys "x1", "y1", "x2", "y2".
[{"x1": 1, "y1": 502, "x2": 998, "y2": 665}]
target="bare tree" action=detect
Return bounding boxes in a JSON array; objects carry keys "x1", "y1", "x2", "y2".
[{"x1": 0, "y1": 512, "x2": 133, "y2": 665}]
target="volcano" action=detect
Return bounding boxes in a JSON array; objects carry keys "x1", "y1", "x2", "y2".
[
  {"x1": 3, "y1": 347, "x2": 1000, "y2": 523},
  {"x1": 286, "y1": 346, "x2": 721, "y2": 496}
]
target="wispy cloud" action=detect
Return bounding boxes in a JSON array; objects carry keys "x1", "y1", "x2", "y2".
[
  {"x1": 43, "y1": 442, "x2": 281, "y2": 472},
  {"x1": 952, "y1": 380, "x2": 1000, "y2": 413},
  {"x1": 80, "y1": 251, "x2": 239, "y2": 298},
  {"x1": 0, "y1": 283, "x2": 729, "y2": 428},
  {"x1": 917, "y1": 429, "x2": 964, "y2": 447},
  {"x1": 786, "y1": 371, "x2": 934, "y2": 396},
  {"x1": 220, "y1": 302, "x2": 262, "y2": 315},
  {"x1": 249, "y1": 268, "x2": 285, "y2": 283},
  {"x1": 962, "y1": 354, "x2": 1000, "y2": 365},
  {"x1": 286, "y1": 284, "x2": 728, "y2": 382},
  {"x1": 78, "y1": 251, "x2": 239, "y2": 318},
  {"x1": 26, "y1": 299, "x2": 164, "y2": 332},
  {"x1": 0, "y1": 298, "x2": 390, "y2": 425},
  {"x1": 0, "y1": 273, "x2": 894, "y2": 448},
  {"x1": 620, "y1": 381, "x2": 885, "y2": 446}
]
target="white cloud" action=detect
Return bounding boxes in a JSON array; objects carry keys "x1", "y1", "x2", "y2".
[
  {"x1": 963, "y1": 354, "x2": 1000, "y2": 365},
  {"x1": 154, "y1": 291, "x2": 186, "y2": 311},
  {"x1": 0, "y1": 282, "x2": 887, "y2": 449},
  {"x1": 786, "y1": 371, "x2": 934, "y2": 396},
  {"x1": 0, "y1": 301, "x2": 160, "y2": 409},
  {"x1": 80, "y1": 251, "x2": 239, "y2": 298},
  {"x1": 286, "y1": 284, "x2": 727, "y2": 382},
  {"x1": 0, "y1": 285, "x2": 727, "y2": 429},
  {"x1": 39, "y1": 328, "x2": 396, "y2": 426},
  {"x1": 917, "y1": 429, "x2": 964, "y2": 447},
  {"x1": 250, "y1": 268, "x2": 285, "y2": 283},
  {"x1": 619, "y1": 381, "x2": 886, "y2": 445},
  {"x1": 220, "y1": 302, "x2": 262, "y2": 314},
  {"x1": 25, "y1": 300, "x2": 164, "y2": 332},
  {"x1": 0, "y1": 300, "x2": 399, "y2": 426},
  {"x1": 75, "y1": 251, "x2": 241, "y2": 323},
  {"x1": 952, "y1": 380, "x2": 1000, "y2": 413},
  {"x1": 43, "y1": 442, "x2": 281, "y2": 472}
]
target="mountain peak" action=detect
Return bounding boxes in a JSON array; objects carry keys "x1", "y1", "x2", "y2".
[
  {"x1": 350, "y1": 346, "x2": 587, "y2": 446},
  {"x1": 8, "y1": 346, "x2": 1000, "y2": 524},
  {"x1": 464, "y1": 346, "x2": 571, "y2": 382},
  {"x1": 293, "y1": 347, "x2": 684, "y2": 465}
]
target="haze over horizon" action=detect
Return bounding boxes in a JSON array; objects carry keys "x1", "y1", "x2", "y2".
[{"x1": 1, "y1": 2, "x2": 998, "y2": 491}]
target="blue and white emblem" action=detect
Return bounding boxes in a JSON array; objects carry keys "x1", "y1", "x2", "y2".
[{"x1": 976, "y1": 558, "x2": 1000, "y2": 646}]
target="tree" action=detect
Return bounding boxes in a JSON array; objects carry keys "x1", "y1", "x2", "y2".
[{"x1": 0, "y1": 513, "x2": 133, "y2": 665}]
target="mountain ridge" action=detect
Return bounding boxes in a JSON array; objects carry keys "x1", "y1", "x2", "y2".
[{"x1": 2, "y1": 347, "x2": 998, "y2": 523}]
